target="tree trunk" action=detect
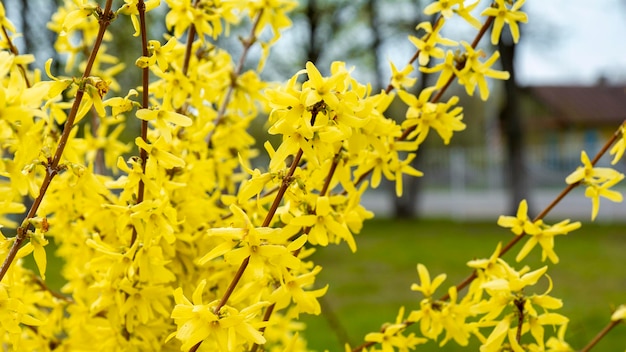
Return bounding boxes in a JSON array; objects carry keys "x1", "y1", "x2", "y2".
[
  {"x1": 498, "y1": 29, "x2": 530, "y2": 214},
  {"x1": 392, "y1": 7, "x2": 435, "y2": 219},
  {"x1": 306, "y1": 0, "x2": 321, "y2": 65}
]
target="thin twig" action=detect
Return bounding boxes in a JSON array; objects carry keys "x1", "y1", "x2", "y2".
[
  {"x1": 205, "y1": 9, "x2": 265, "y2": 147},
  {"x1": 439, "y1": 122, "x2": 622, "y2": 302},
  {"x1": 1, "y1": 24, "x2": 31, "y2": 87},
  {"x1": 580, "y1": 319, "x2": 622, "y2": 352},
  {"x1": 0, "y1": 0, "x2": 115, "y2": 282},
  {"x1": 250, "y1": 147, "x2": 344, "y2": 351},
  {"x1": 352, "y1": 7, "x2": 505, "y2": 352},
  {"x1": 130, "y1": 0, "x2": 150, "y2": 247},
  {"x1": 181, "y1": 0, "x2": 201, "y2": 76},
  {"x1": 188, "y1": 148, "x2": 305, "y2": 352}
]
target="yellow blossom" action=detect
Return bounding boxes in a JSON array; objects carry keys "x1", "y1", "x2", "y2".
[
  {"x1": 135, "y1": 136, "x2": 185, "y2": 170},
  {"x1": 497, "y1": 199, "x2": 533, "y2": 235},
  {"x1": 411, "y1": 263, "x2": 446, "y2": 298},
  {"x1": 270, "y1": 266, "x2": 329, "y2": 316},
  {"x1": 515, "y1": 219, "x2": 581, "y2": 264},
  {"x1": 389, "y1": 61, "x2": 417, "y2": 90},
  {"x1": 169, "y1": 280, "x2": 268, "y2": 350},
  {"x1": 424, "y1": 0, "x2": 464, "y2": 19},
  {"x1": 482, "y1": 0, "x2": 529, "y2": 45},
  {"x1": 566, "y1": 151, "x2": 624, "y2": 220},
  {"x1": 457, "y1": 42, "x2": 510, "y2": 101},
  {"x1": 117, "y1": 0, "x2": 161, "y2": 36},
  {"x1": 136, "y1": 104, "x2": 192, "y2": 142},
  {"x1": 611, "y1": 304, "x2": 626, "y2": 321},
  {"x1": 409, "y1": 21, "x2": 457, "y2": 66}
]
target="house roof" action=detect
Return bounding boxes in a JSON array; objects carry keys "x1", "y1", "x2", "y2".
[{"x1": 528, "y1": 85, "x2": 626, "y2": 127}]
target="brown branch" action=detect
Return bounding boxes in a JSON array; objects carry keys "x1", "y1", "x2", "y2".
[
  {"x1": 1, "y1": 23, "x2": 31, "y2": 87},
  {"x1": 353, "y1": 15, "x2": 496, "y2": 192},
  {"x1": 250, "y1": 147, "x2": 344, "y2": 351},
  {"x1": 440, "y1": 121, "x2": 623, "y2": 300},
  {"x1": 0, "y1": 0, "x2": 115, "y2": 282},
  {"x1": 514, "y1": 298, "x2": 525, "y2": 343},
  {"x1": 215, "y1": 145, "x2": 307, "y2": 311},
  {"x1": 187, "y1": 148, "x2": 306, "y2": 352},
  {"x1": 249, "y1": 302, "x2": 276, "y2": 352},
  {"x1": 31, "y1": 274, "x2": 74, "y2": 303},
  {"x1": 205, "y1": 9, "x2": 264, "y2": 147},
  {"x1": 580, "y1": 319, "x2": 623, "y2": 352},
  {"x1": 130, "y1": 0, "x2": 151, "y2": 247},
  {"x1": 352, "y1": 7, "x2": 506, "y2": 352},
  {"x1": 181, "y1": 0, "x2": 201, "y2": 76}
]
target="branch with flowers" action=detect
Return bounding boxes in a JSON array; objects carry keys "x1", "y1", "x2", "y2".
[{"x1": 0, "y1": 0, "x2": 624, "y2": 351}]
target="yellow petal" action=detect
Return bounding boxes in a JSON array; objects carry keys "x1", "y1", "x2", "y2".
[{"x1": 611, "y1": 305, "x2": 626, "y2": 321}]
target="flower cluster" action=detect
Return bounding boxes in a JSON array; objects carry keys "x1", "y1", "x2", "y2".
[
  {"x1": 0, "y1": 0, "x2": 624, "y2": 351},
  {"x1": 358, "y1": 259, "x2": 569, "y2": 352},
  {"x1": 565, "y1": 151, "x2": 624, "y2": 220}
]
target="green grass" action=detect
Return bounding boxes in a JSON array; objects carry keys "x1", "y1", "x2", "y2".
[
  {"x1": 19, "y1": 219, "x2": 626, "y2": 351},
  {"x1": 300, "y1": 218, "x2": 626, "y2": 351}
]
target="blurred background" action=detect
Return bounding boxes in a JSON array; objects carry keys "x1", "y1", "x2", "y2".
[
  {"x1": 6, "y1": 0, "x2": 626, "y2": 221},
  {"x1": 4, "y1": 1, "x2": 626, "y2": 350}
]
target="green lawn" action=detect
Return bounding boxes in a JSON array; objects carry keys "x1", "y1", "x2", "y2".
[
  {"x1": 20, "y1": 218, "x2": 626, "y2": 351},
  {"x1": 300, "y1": 218, "x2": 626, "y2": 351}
]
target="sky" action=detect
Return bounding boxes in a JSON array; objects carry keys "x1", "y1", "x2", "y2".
[{"x1": 516, "y1": 0, "x2": 626, "y2": 85}]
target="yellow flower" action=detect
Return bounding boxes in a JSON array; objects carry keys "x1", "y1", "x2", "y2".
[
  {"x1": 389, "y1": 154, "x2": 424, "y2": 197},
  {"x1": 565, "y1": 151, "x2": 617, "y2": 185},
  {"x1": 411, "y1": 263, "x2": 446, "y2": 298},
  {"x1": 611, "y1": 304, "x2": 626, "y2": 321},
  {"x1": 0, "y1": 2, "x2": 16, "y2": 33},
  {"x1": 467, "y1": 242, "x2": 506, "y2": 279},
  {"x1": 164, "y1": 0, "x2": 194, "y2": 38},
  {"x1": 585, "y1": 174, "x2": 624, "y2": 220},
  {"x1": 288, "y1": 196, "x2": 357, "y2": 252},
  {"x1": 135, "y1": 136, "x2": 185, "y2": 170},
  {"x1": 544, "y1": 323, "x2": 574, "y2": 351},
  {"x1": 455, "y1": 0, "x2": 481, "y2": 29},
  {"x1": 0, "y1": 284, "x2": 43, "y2": 335},
  {"x1": 566, "y1": 151, "x2": 624, "y2": 220},
  {"x1": 365, "y1": 312, "x2": 427, "y2": 352},
  {"x1": 457, "y1": 42, "x2": 510, "y2": 101},
  {"x1": 248, "y1": 0, "x2": 298, "y2": 38},
  {"x1": 19, "y1": 228, "x2": 49, "y2": 280},
  {"x1": 409, "y1": 21, "x2": 457, "y2": 66},
  {"x1": 219, "y1": 204, "x2": 305, "y2": 278},
  {"x1": 147, "y1": 38, "x2": 178, "y2": 71},
  {"x1": 516, "y1": 219, "x2": 581, "y2": 264},
  {"x1": 480, "y1": 314, "x2": 513, "y2": 352},
  {"x1": 236, "y1": 155, "x2": 275, "y2": 202},
  {"x1": 399, "y1": 89, "x2": 465, "y2": 145},
  {"x1": 136, "y1": 106, "x2": 192, "y2": 143},
  {"x1": 497, "y1": 199, "x2": 533, "y2": 235},
  {"x1": 610, "y1": 123, "x2": 626, "y2": 164},
  {"x1": 302, "y1": 61, "x2": 346, "y2": 109},
  {"x1": 424, "y1": 0, "x2": 463, "y2": 18},
  {"x1": 270, "y1": 265, "x2": 329, "y2": 315},
  {"x1": 421, "y1": 50, "x2": 458, "y2": 90},
  {"x1": 169, "y1": 280, "x2": 268, "y2": 350},
  {"x1": 389, "y1": 61, "x2": 417, "y2": 90},
  {"x1": 103, "y1": 88, "x2": 139, "y2": 117},
  {"x1": 117, "y1": 0, "x2": 161, "y2": 36},
  {"x1": 59, "y1": 2, "x2": 97, "y2": 35},
  {"x1": 482, "y1": 0, "x2": 529, "y2": 45}
]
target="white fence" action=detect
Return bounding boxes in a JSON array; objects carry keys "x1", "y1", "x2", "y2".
[{"x1": 418, "y1": 142, "x2": 626, "y2": 191}]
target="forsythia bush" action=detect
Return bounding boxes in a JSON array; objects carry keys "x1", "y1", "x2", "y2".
[{"x1": 0, "y1": 0, "x2": 624, "y2": 351}]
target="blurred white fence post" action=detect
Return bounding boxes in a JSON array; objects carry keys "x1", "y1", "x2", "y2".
[{"x1": 450, "y1": 147, "x2": 466, "y2": 218}]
